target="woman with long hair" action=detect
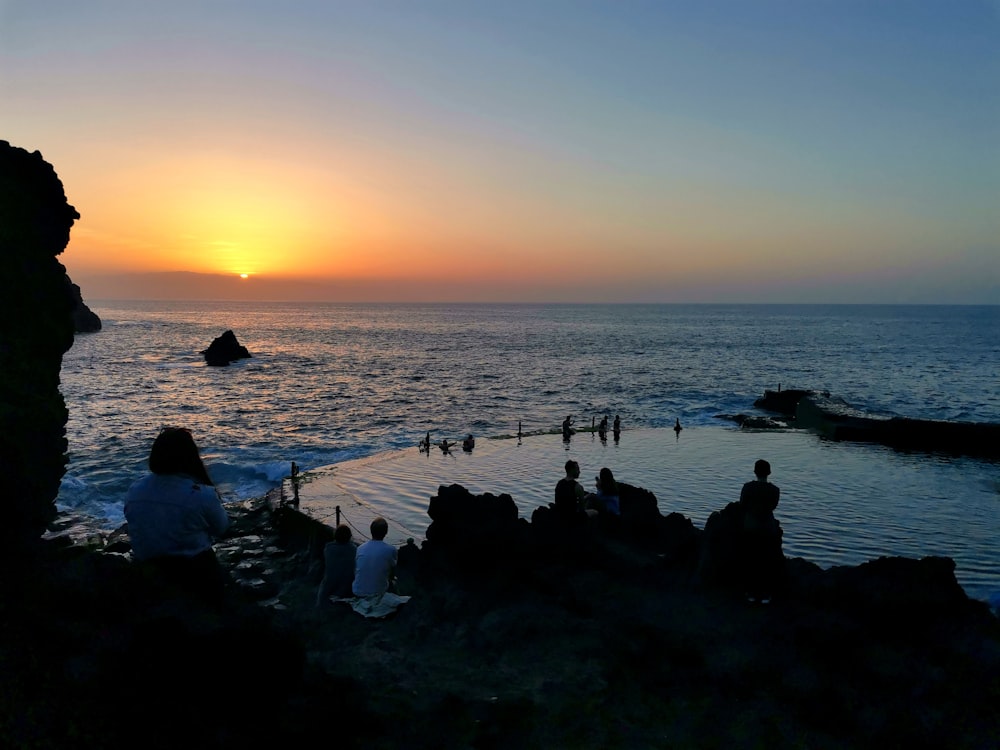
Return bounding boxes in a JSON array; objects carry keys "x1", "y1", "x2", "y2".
[
  {"x1": 587, "y1": 467, "x2": 620, "y2": 516},
  {"x1": 124, "y1": 427, "x2": 230, "y2": 599}
]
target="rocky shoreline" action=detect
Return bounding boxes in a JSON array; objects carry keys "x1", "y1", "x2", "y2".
[{"x1": 4, "y1": 482, "x2": 998, "y2": 750}]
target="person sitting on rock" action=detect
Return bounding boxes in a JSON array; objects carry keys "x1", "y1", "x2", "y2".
[
  {"x1": 124, "y1": 426, "x2": 231, "y2": 601},
  {"x1": 586, "y1": 467, "x2": 620, "y2": 516},
  {"x1": 315, "y1": 523, "x2": 357, "y2": 606},
  {"x1": 739, "y1": 459, "x2": 782, "y2": 604},
  {"x1": 351, "y1": 517, "x2": 410, "y2": 618},
  {"x1": 554, "y1": 460, "x2": 588, "y2": 523},
  {"x1": 353, "y1": 517, "x2": 396, "y2": 597}
]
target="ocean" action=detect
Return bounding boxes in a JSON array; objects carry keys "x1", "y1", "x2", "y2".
[{"x1": 56, "y1": 302, "x2": 999, "y2": 601}]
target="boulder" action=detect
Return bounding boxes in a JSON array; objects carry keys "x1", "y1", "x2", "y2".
[
  {"x1": 618, "y1": 481, "x2": 665, "y2": 545},
  {"x1": 658, "y1": 511, "x2": 702, "y2": 567},
  {"x1": 202, "y1": 329, "x2": 252, "y2": 366},
  {"x1": 697, "y1": 500, "x2": 784, "y2": 590},
  {"x1": 426, "y1": 485, "x2": 521, "y2": 547},
  {"x1": 817, "y1": 555, "x2": 973, "y2": 616}
]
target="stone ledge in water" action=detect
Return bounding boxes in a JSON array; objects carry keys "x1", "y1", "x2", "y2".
[{"x1": 754, "y1": 388, "x2": 1000, "y2": 459}]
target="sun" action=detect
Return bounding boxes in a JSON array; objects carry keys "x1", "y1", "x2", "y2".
[{"x1": 239, "y1": 273, "x2": 249, "y2": 279}]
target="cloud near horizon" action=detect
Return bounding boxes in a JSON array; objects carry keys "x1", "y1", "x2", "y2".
[{"x1": 73, "y1": 268, "x2": 999, "y2": 306}]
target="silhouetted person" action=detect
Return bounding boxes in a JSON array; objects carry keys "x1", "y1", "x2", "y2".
[
  {"x1": 562, "y1": 415, "x2": 575, "y2": 441},
  {"x1": 674, "y1": 418, "x2": 683, "y2": 436},
  {"x1": 613, "y1": 415, "x2": 621, "y2": 434},
  {"x1": 124, "y1": 427, "x2": 231, "y2": 601},
  {"x1": 316, "y1": 523, "x2": 357, "y2": 606},
  {"x1": 554, "y1": 460, "x2": 587, "y2": 521},
  {"x1": 439, "y1": 439, "x2": 456, "y2": 454},
  {"x1": 349, "y1": 517, "x2": 411, "y2": 617},
  {"x1": 586, "y1": 467, "x2": 620, "y2": 516},
  {"x1": 598, "y1": 416, "x2": 609, "y2": 436},
  {"x1": 462, "y1": 434, "x2": 475, "y2": 452},
  {"x1": 739, "y1": 459, "x2": 782, "y2": 603},
  {"x1": 353, "y1": 517, "x2": 396, "y2": 598}
]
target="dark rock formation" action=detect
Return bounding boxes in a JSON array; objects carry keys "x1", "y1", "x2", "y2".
[
  {"x1": 0, "y1": 141, "x2": 79, "y2": 552},
  {"x1": 202, "y1": 329, "x2": 252, "y2": 366},
  {"x1": 66, "y1": 275, "x2": 101, "y2": 332},
  {"x1": 424, "y1": 484, "x2": 528, "y2": 579},
  {"x1": 753, "y1": 387, "x2": 821, "y2": 414},
  {"x1": 753, "y1": 388, "x2": 1000, "y2": 459},
  {"x1": 697, "y1": 499, "x2": 785, "y2": 590}
]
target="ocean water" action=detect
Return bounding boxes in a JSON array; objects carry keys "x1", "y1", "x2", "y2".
[{"x1": 57, "y1": 302, "x2": 1000, "y2": 600}]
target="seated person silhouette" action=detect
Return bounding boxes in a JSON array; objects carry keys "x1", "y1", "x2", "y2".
[
  {"x1": 124, "y1": 427, "x2": 231, "y2": 601},
  {"x1": 316, "y1": 523, "x2": 357, "y2": 606},
  {"x1": 350, "y1": 517, "x2": 411, "y2": 618},
  {"x1": 586, "y1": 467, "x2": 620, "y2": 516},
  {"x1": 554, "y1": 460, "x2": 588, "y2": 524}
]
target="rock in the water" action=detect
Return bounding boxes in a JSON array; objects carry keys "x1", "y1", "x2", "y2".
[
  {"x1": 202, "y1": 329, "x2": 252, "y2": 366},
  {"x1": 66, "y1": 276, "x2": 101, "y2": 333}
]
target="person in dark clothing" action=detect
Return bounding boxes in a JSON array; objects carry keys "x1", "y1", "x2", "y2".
[
  {"x1": 739, "y1": 459, "x2": 782, "y2": 603},
  {"x1": 562, "y1": 415, "x2": 575, "y2": 441},
  {"x1": 554, "y1": 460, "x2": 587, "y2": 523},
  {"x1": 316, "y1": 524, "x2": 358, "y2": 606}
]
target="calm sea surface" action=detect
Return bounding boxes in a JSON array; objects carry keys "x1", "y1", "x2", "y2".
[{"x1": 58, "y1": 302, "x2": 999, "y2": 601}]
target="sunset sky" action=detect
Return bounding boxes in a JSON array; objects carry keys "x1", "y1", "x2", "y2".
[{"x1": 2, "y1": 1, "x2": 997, "y2": 303}]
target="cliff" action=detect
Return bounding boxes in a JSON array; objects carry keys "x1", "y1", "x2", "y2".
[{"x1": 0, "y1": 141, "x2": 80, "y2": 551}]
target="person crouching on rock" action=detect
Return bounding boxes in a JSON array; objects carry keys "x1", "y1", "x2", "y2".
[
  {"x1": 124, "y1": 427, "x2": 231, "y2": 602},
  {"x1": 316, "y1": 523, "x2": 358, "y2": 607},
  {"x1": 739, "y1": 459, "x2": 782, "y2": 604}
]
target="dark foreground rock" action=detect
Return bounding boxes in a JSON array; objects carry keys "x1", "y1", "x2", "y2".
[
  {"x1": 750, "y1": 388, "x2": 1000, "y2": 459},
  {"x1": 7, "y1": 485, "x2": 997, "y2": 750},
  {"x1": 202, "y1": 329, "x2": 252, "y2": 366}
]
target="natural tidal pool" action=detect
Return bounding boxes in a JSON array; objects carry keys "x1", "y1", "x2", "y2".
[{"x1": 288, "y1": 426, "x2": 1000, "y2": 603}]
